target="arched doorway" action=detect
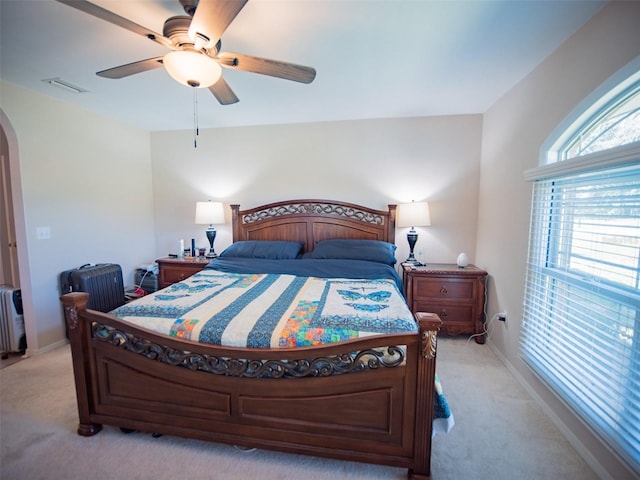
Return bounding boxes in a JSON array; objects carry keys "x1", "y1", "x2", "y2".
[
  {"x1": 1, "y1": 123, "x2": 20, "y2": 287},
  {"x1": 1, "y1": 109, "x2": 36, "y2": 358}
]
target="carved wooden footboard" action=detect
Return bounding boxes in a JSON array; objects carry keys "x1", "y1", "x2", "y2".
[{"x1": 62, "y1": 293, "x2": 440, "y2": 480}]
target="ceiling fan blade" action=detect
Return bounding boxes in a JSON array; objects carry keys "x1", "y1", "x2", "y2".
[
  {"x1": 97, "y1": 57, "x2": 165, "y2": 79},
  {"x1": 208, "y1": 77, "x2": 239, "y2": 105},
  {"x1": 55, "y1": 0, "x2": 174, "y2": 49},
  {"x1": 218, "y1": 53, "x2": 316, "y2": 84},
  {"x1": 188, "y1": 0, "x2": 248, "y2": 49}
]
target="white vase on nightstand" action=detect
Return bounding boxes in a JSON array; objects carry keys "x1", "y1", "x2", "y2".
[{"x1": 457, "y1": 252, "x2": 469, "y2": 268}]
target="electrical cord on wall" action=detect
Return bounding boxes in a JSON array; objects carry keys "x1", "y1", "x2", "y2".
[
  {"x1": 467, "y1": 313, "x2": 500, "y2": 344},
  {"x1": 467, "y1": 279, "x2": 493, "y2": 343}
]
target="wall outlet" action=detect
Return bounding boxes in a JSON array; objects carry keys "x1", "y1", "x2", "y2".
[{"x1": 497, "y1": 312, "x2": 507, "y2": 322}]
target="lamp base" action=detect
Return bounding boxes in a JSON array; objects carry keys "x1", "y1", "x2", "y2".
[
  {"x1": 205, "y1": 227, "x2": 217, "y2": 259},
  {"x1": 403, "y1": 256, "x2": 423, "y2": 266},
  {"x1": 405, "y1": 229, "x2": 422, "y2": 266}
]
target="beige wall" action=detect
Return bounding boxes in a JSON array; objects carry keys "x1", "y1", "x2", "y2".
[
  {"x1": 0, "y1": 81, "x2": 155, "y2": 352},
  {"x1": 476, "y1": 3, "x2": 640, "y2": 479},
  {"x1": 150, "y1": 115, "x2": 482, "y2": 266}
]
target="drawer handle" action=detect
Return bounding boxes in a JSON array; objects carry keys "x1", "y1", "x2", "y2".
[
  {"x1": 439, "y1": 309, "x2": 448, "y2": 318},
  {"x1": 440, "y1": 287, "x2": 448, "y2": 295}
]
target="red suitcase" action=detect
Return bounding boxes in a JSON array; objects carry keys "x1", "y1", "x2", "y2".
[{"x1": 60, "y1": 264, "x2": 125, "y2": 313}]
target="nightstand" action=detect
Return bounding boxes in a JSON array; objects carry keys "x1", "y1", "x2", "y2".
[
  {"x1": 402, "y1": 263, "x2": 488, "y2": 344},
  {"x1": 156, "y1": 257, "x2": 211, "y2": 289}
]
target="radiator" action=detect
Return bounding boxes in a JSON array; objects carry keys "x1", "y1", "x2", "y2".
[
  {"x1": 0, "y1": 286, "x2": 26, "y2": 356},
  {"x1": 60, "y1": 264, "x2": 125, "y2": 313}
]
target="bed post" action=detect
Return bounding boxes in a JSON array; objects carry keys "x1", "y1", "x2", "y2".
[
  {"x1": 60, "y1": 292, "x2": 102, "y2": 436},
  {"x1": 231, "y1": 204, "x2": 241, "y2": 242},
  {"x1": 387, "y1": 204, "x2": 397, "y2": 244},
  {"x1": 409, "y1": 312, "x2": 441, "y2": 480}
]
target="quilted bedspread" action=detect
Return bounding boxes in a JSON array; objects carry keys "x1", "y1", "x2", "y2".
[{"x1": 111, "y1": 268, "x2": 417, "y2": 348}]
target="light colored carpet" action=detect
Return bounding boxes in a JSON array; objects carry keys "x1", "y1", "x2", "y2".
[
  {"x1": 0, "y1": 352, "x2": 24, "y2": 369},
  {"x1": 0, "y1": 338, "x2": 597, "y2": 480}
]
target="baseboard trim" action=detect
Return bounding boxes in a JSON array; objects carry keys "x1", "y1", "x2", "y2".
[{"x1": 24, "y1": 338, "x2": 69, "y2": 358}]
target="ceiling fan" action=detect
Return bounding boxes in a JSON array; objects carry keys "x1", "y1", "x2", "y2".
[{"x1": 55, "y1": 0, "x2": 317, "y2": 105}]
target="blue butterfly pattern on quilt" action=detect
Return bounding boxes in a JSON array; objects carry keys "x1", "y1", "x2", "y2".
[
  {"x1": 155, "y1": 294, "x2": 191, "y2": 301},
  {"x1": 336, "y1": 289, "x2": 391, "y2": 313},
  {"x1": 344, "y1": 303, "x2": 388, "y2": 312},
  {"x1": 164, "y1": 282, "x2": 220, "y2": 294},
  {"x1": 111, "y1": 272, "x2": 230, "y2": 319},
  {"x1": 337, "y1": 289, "x2": 391, "y2": 302}
]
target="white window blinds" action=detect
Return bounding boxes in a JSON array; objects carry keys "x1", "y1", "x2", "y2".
[{"x1": 521, "y1": 160, "x2": 640, "y2": 472}]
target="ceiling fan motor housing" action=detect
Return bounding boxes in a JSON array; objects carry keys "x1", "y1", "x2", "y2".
[
  {"x1": 163, "y1": 16, "x2": 195, "y2": 47},
  {"x1": 163, "y1": 16, "x2": 220, "y2": 55},
  {"x1": 179, "y1": 0, "x2": 198, "y2": 16}
]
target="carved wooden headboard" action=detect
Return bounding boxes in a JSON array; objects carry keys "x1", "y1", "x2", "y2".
[{"x1": 231, "y1": 199, "x2": 397, "y2": 254}]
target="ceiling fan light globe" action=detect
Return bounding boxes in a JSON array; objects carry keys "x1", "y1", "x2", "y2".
[{"x1": 163, "y1": 50, "x2": 221, "y2": 88}]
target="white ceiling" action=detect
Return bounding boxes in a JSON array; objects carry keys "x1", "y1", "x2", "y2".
[{"x1": 1, "y1": 0, "x2": 605, "y2": 132}]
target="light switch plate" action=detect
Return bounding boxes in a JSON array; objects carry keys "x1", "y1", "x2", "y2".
[{"x1": 36, "y1": 226, "x2": 51, "y2": 240}]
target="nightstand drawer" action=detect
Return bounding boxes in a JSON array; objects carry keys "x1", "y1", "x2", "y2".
[
  {"x1": 156, "y1": 257, "x2": 210, "y2": 289},
  {"x1": 411, "y1": 303, "x2": 473, "y2": 324},
  {"x1": 411, "y1": 278, "x2": 475, "y2": 300},
  {"x1": 161, "y1": 267, "x2": 194, "y2": 285}
]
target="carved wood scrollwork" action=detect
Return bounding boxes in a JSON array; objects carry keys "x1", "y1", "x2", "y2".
[
  {"x1": 92, "y1": 323, "x2": 405, "y2": 378},
  {"x1": 242, "y1": 202, "x2": 384, "y2": 225},
  {"x1": 64, "y1": 305, "x2": 79, "y2": 331},
  {"x1": 421, "y1": 330, "x2": 437, "y2": 359}
]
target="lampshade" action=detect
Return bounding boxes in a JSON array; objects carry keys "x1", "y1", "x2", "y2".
[
  {"x1": 195, "y1": 201, "x2": 225, "y2": 225},
  {"x1": 397, "y1": 201, "x2": 431, "y2": 228},
  {"x1": 163, "y1": 50, "x2": 222, "y2": 88}
]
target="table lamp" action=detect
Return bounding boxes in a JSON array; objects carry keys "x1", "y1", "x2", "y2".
[
  {"x1": 398, "y1": 201, "x2": 431, "y2": 265},
  {"x1": 195, "y1": 201, "x2": 225, "y2": 258}
]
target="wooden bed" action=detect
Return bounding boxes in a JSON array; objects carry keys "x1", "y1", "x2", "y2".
[{"x1": 61, "y1": 199, "x2": 442, "y2": 480}]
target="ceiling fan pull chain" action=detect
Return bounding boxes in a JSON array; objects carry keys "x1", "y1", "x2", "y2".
[{"x1": 193, "y1": 87, "x2": 199, "y2": 148}]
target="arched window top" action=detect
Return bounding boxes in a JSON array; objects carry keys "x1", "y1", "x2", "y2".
[
  {"x1": 561, "y1": 81, "x2": 640, "y2": 160},
  {"x1": 545, "y1": 68, "x2": 640, "y2": 165}
]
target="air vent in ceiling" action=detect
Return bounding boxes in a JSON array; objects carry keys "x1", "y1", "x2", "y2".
[{"x1": 42, "y1": 78, "x2": 88, "y2": 94}]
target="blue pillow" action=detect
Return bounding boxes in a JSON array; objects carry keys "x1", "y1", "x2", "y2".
[
  {"x1": 309, "y1": 239, "x2": 397, "y2": 265},
  {"x1": 219, "y1": 241, "x2": 304, "y2": 260}
]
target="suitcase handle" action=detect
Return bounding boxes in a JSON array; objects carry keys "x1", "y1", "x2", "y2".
[{"x1": 61, "y1": 265, "x2": 91, "y2": 294}]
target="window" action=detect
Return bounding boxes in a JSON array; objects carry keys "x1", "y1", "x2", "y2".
[{"x1": 521, "y1": 75, "x2": 640, "y2": 473}]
